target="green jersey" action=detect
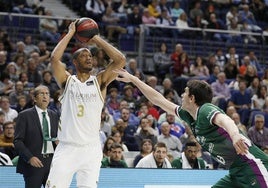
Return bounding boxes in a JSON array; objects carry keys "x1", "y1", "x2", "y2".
[
  {"x1": 176, "y1": 103, "x2": 247, "y2": 168},
  {"x1": 176, "y1": 103, "x2": 268, "y2": 187}
]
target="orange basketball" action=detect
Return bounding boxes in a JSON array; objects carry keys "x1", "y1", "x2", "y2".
[{"x1": 75, "y1": 17, "x2": 99, "y2": 43}]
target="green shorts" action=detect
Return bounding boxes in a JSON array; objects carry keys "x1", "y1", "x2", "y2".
[{"x1": 212, "y1": 145, "x2": 268, "y2": 188}]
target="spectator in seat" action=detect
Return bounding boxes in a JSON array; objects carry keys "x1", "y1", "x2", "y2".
[
  {"x1": 0, "y1": 73, "x2": 15, "y2": 96},
  {"x1": 102, "y1": 7, "x2": 127, "y2": 42},
  {"x1": 133, "y1": 139, "x2": 153, "y2": 167},
  {"x1": 112, "y1": 113, "x2": 139, "y2": 151},
  {"x1": 39, "y1": 10, "x2": 61, "y2": 44},
  {"x1": 148, "y1": 0, "x2": 161, "y2": 18},
  {"x1": 155, "y1": 9, "x2": 175, "y2": 38},
  {"x1": 158, "y1": 121, "x2": 183, "y2": 158},
  {"x1": 231, "y1": 112, "x2": 248, "y2": 136},
  {"x1": 189, "y1": 56, "x2": 210, "y2": 79},
  {"x1": 171, "y1": 141, "x2": 207, "y2": 169},
  {"x1": 126, "y1": 58, "x2": 145, "y2": 82},
  {"x1": 134, "y1": 117, "x2": 158, "y2": 150},
  {"x1": 41, "y1": 70, "x2": 59, "y2": 98},
  {"x1": 136, "y1": 142, "x2": 172, "y2": 168},
  {"x1": 127, "y1": 5, "x2": 142, "y2": 36},
  {"x1": 102, "y1": 136, "x2": 115, "y2": 158},
  {"x1": 85, "y1": 0, "x2": 105, "y2": 22},
  {"x1": 225, "y1": 46, "x2": 240, "y2": 66},
  {"x1": 248, "y1": 51, "x2": 262, "y2": 74},
  {"x1": 171, "y1": 1, "x2": 185, "y2": 20},
  {"x1": 224, "y1": 58, "x2": 239, "y2": 80},
  {"x1": 248, "y1": 114, "x2": 268, "y2": 149},
  {"x1": 23, "y1": 35, "x2": 39, "y2": 56},
  {"x1": 112, "y1": 130, "x2": 129, "y2": 152},
  {"x1": 14, "y1": 95, "x2": 28, "y2": 113},
  {"x1": 113, "y1": 100, "x2": 140, "y2": 126},
  {"x1": 214, "y1": 48, "x2": 226, "y2": 72},
  {"x1": 228, "y1": 79, "x2": 251, "y2": 125},
  {"x1": 207, "y1": 13, "x2": 231, "y2": 43},
  {"x1": 9, "y1": 81, "x2": 29, "y2": 106},
  {"x1": 160, "y1": 78, "x2": 181, "y2": 105},
  {"x1": 226, "y1": 6, "x2": 239, "y2": 30},
  {"x1": 0, "y1": 121, "x2": 17, "y2": 160},
  {"x1": 171, "y1": 44, "x2": 190, "y2": 77},
  {"x1": 12, "y1": 0, "x2": 33, "y2": 14},
  {"x1": 101, "y1": 143, "x2": 128, "y2": 168},
  {"x1": 211, "y1": 72, "x2": 231, "y2": 111},
  {"x1": 176, "y1": 12, "x2": 190, "y2": 34},
  {"x1": 26, "y1": 58, "x2": 42, "y2": 87},
  {"x1": 142, "y1": 8, "x2": 157, "y2": 35},
  {"x1": 238, "y1": 4, "x2": 262, "y2": 32},
  {"x1": 0, "y1": 96, "x2": 18, "y2": 123},
  {"x1": 153, "y1": 42, "x2": 172, "y2": 82}
]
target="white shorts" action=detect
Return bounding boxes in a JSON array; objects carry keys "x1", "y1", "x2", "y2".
[{"x1": 46, "y1": 141, "x2": 102, "y2": 188}]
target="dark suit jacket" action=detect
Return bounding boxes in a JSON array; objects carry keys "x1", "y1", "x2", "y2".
[{"x1": 14, "y1": 107, "x2": 59, "y2": 176}]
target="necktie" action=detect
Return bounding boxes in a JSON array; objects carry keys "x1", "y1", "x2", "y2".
[{"x1": 42, "y1": 111, "x2": 49, "y2": 153}]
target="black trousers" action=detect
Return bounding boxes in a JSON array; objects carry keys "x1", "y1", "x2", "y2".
[{"x1": 23, "y1": 155, "x2": 53, "y2": 188}]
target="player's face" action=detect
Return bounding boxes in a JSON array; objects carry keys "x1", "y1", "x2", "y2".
[
  {"x1": 75, "y1": 50, "x2": 93, "y2": 72},
  {"x1": 181, "y1": 87, "x2": 193, "y2": 110},
  {"x1": 185, "y1": 146, "x2": 198, "y2": 162},
  {"x1": 110, "y1": 148, "x2": 123, "y2": 161},
  {"x1": 153, "y1": 147, "x2": 167, "y2": 164}
]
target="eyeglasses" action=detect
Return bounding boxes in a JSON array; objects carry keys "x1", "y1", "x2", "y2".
[{"x1": 38, "y1": 92, "x2": 50, "y2": 96}]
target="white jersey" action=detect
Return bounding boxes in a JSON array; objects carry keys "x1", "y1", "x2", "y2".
[{"x1": 58, "y1": 75, "x2": 104, "y2": 145}]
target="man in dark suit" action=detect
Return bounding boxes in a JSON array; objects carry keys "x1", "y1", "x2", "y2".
[{"x1": 14, "y1": 85, "x2": 59, "y2": 188}]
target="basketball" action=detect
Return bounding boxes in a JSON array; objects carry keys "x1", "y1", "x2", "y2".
[{"x1": 75, "y1": 17, "x2": 99, "y2": 43}]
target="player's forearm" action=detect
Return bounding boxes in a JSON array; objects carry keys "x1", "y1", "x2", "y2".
[
  {"x1": 130, "y1": 76, "x2": 165, "y2": 107},
  {"x1": 215, "y1": 114, "x2": 240, "y2": 137},
  {"x1": 91, "y1": 35, "x2": 126, "y2": 66}
]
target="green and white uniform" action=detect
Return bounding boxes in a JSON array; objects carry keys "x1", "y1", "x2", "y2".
[{"x1": 176, "y1": 103, "x2": 268, "y2": 188}]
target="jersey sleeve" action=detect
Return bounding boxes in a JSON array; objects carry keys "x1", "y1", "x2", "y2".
[
  {"x1": 199, "y1": 103, "x2": 223, "y2": 125},
  {"x1": 175, "y1": 106, "x2": 195, "y2": 126}
]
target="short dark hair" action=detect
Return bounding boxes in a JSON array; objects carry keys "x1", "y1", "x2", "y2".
[
  {"x1": 153, "y1": 142, "x2": 167, "y2": 151},
  {"x1": 183, "y1": 141, "x2": 198, "y2": 151},
  {"x1": 187, "y1": 80, "x2": 213, "y2": 106}
]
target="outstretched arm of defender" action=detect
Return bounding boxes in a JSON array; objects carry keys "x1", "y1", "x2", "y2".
[{"x1": 114, "y1": 68, "x2": 177, "y2": 115}]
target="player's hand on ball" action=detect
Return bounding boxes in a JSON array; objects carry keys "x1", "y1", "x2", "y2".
[{"x1": 68, "y1": 20, "x2": 77, "y2": 35}]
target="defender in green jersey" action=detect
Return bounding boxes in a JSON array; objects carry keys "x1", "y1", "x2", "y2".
[{"x1": 115, "y1": 68, "x2": 268, "y2": 188}]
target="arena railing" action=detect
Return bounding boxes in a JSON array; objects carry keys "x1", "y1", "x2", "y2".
[{"x1": 0, "y1": 12, "x2": 267, "y2": 73}]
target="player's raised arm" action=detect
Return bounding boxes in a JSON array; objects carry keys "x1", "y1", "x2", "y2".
[
  {"x1": 50, "y1": 21, "x2": 76, "y2": 87},
  {"x1": 114, "y1": 68, "x2": 178, "y2": 115},
  {"x1": 90, "y1": 35, "x2": 126, "y2": 86}
]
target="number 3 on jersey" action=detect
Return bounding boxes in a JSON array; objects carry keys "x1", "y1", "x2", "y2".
[{"x1": 77, "y1": 105, "x2": 84, "y2": 117}]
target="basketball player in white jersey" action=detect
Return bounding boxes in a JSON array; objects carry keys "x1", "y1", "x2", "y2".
[{"x1": 45, "y1": 21, "x2": 126, "y2": 187}]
